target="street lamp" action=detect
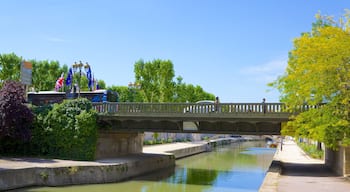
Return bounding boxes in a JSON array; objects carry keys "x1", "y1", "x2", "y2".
[{"x1": 72, "y1": 61, "x2": 91, "y2": 97}]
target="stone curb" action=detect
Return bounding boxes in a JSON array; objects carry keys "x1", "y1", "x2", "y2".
[{"x1": 259, "y1": 160, "x2": 282, "y2": 192}]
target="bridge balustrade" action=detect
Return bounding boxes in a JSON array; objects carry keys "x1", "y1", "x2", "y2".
[{"x1": 92, "y1": 102, "x2": 292, "y2": 114}]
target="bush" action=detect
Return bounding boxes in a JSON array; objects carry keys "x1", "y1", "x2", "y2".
[
  {"x1": 0, "y1": 81, "x2": 34, "y2": 155},
  {"x1": 33, "y1": 98, "x2": 98, "y2": 160}
]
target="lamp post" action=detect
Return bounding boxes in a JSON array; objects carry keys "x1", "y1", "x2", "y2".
[{"x1": 72, "y1": 61, "x2": 91, "y2": 98}]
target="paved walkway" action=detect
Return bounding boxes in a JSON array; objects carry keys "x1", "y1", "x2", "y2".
[
  {"x1": 0, "y1": 142, "x2": 205, "y2": 170},
  {"x1": 261, "y1": 139, "x2": 350, "y2": 192}
]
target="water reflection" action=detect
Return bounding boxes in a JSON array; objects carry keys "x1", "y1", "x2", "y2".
[{"x1": 12, "y1": 141, "x2": 275, "y2": 192}]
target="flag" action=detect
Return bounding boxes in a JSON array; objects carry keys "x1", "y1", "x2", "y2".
[
  {"x1": 86, "y1": 67, "x2": 93, "y2": 90},
  {"x1": 55, "y1": 73, "x2": 64, "y2": 91},
  {"x1": 66, "y1": 68, "x2": 73, "y2": 87}
]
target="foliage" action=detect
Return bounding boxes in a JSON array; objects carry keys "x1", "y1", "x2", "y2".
[
  {"x1": 35, "y1": 98, "x2": 98, "y2": 160},
  {"x1": 0, "y1": 81, "x2": 34, "y2": 154},
  {"x1": 0, "y1": 53, "x2": 22, "y2": 87},
  {"x1": 0, "y1": 81, "x2": 34, "y2": 141},
  {"x1": 133, "y1": 59, "x2": 215, "y2": 102},
  {"x1": 30, "y1": 60, "x2": 67, "y2": 91},
  {"x1": 0, "y1": 52, "x2": 213, "y2": 103},
  {"x1": 271, "y1": 11, "x2": 350, "y2": 149},
  {"x1": 173, "y1": 76, "x2": 215, "y2": 102},
  {"x1": 134, "y1": 59, "x2": 175, "y2": 102},
  {"x1": 298, "y1": 142, "x2": 324, "y2": 159},
  {"x1": 108, "y1": 85, "x2": 137, "y2": 102},
  {"x1": 30, "y1": 105, "x2": 53, "y2": 155}
]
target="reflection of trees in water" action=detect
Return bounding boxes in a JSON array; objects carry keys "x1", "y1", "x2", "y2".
[
  {"x1": 177, "y1": 142, "x2": 270, "y2": 172},
  {"x1": 167, "y1": 168, "x2": 218, "y2": 185},
  {"x1": 163, "y1": 141, "x2": 274, "y2": 187}
]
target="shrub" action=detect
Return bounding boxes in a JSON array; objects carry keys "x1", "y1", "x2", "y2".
[
  {"x1": 0, "y1": 81, "x2": 34, "y2": 154},
  {"x1": 37, "y1": 98, "x2": 98, "y2": 160}
]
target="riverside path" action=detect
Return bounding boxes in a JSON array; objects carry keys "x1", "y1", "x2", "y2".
[{"x1": 260, "y1": 139, "x2": 350, "y2": 192}]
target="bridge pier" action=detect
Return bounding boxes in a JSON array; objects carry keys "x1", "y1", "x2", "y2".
[
  {"x1": 95, "y1": 130, "x2": 144, "y2": 159},
  {"x1": 325, "y1": 145, "x2": 350, "y2": 177}
]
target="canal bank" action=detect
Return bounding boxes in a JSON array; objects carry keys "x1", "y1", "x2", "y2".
[{"x1": 0, "y1": 137, "x2": 247, "y2": 191}]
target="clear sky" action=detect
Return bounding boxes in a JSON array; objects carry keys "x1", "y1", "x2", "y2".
[{"x1": 0, "y1": 0, "x2": 349, "y2": 102}]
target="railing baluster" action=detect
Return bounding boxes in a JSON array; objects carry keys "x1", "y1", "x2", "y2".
[{"x1": 92, "y1": 102, "x2": 312, "y2": 116}]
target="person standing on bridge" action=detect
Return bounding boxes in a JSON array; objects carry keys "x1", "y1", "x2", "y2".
[
  {"x1": 214, "y1": 96, "x2": 220, "y2": 112},
  {"x1": 262, "y1": 98, "x2": 267, "y2": 114}
]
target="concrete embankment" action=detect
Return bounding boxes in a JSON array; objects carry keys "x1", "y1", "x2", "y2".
[
  {"x1": 0, "y1": 138, "x2": 245, "y2": 191},
  {"x1": 0, "y1": 154, "x2": 175, "y2": 191}
]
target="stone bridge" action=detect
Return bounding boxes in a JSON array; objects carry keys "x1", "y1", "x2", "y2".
[{"x1": 92, "y1": 102, "x2": 300, "y2": 135}]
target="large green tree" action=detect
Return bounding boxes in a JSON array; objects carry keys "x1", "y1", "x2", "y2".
[
  {"x1": 134, "y1": 59, "x2": 175, "y2": 102},
  {"x1": 133, "y1": 59, "x2": 215, "y2": 103},
  {"x1": 272, "y1": 11, "x2": 350, "y2": 149}
]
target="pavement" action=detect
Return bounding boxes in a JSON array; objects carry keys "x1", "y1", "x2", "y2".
[
  {"x1": 0, "y1": 142, "x2": 209, "y2": 171},
  {"x1": 260, "y1": 139, "x2": 350, "y2": 192}
]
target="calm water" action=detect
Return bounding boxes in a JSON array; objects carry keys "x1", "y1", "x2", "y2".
[{"x1": 14, "y1": 141, "x2": 275, "y2": 192}]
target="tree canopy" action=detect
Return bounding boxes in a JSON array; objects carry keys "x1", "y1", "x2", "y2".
[
  {"x1": 0, "y1": 53, "x2": 22, "y2": 87},
  {"x1": 132, "y1": 59, "x2": 215, "y2": 102},
  {"x1": 271, "y1": 10, "x2": 350, "y2": 149},
  {"x1": 0, "y1": 53, "x2": 214, "y2": 103}
]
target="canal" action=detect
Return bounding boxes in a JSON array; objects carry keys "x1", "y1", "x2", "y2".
[{"x1": 13, "y1": 141, "x2": 275, "y2": 192}]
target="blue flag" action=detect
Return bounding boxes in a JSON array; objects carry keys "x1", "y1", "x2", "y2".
[
  {"x1": 66, "y1": 68, "x2": 73, "y2": 86},
  {"x1": 86, "y1": 67, "x2": 93, "y2": 90}
]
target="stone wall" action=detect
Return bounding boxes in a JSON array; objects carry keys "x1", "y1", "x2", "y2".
[
  {"x1": 325, "y1": 145, "x2": 350, "y2": 176},
  {"x1": 0, "y1": 154, "x2": 175, "y2": 191},
  {"x1": 95, "y1": 131, "x2": 144, "y2": 159}
]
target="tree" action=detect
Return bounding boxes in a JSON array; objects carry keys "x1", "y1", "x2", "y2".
[
  {"x1": 0, "y1": 53, "x2": 22, "y2": 88},
  {"x1": 271, "y1": 11, "x2": 350, "y2": 149},
  {"x1": 173, "y1": 76, "x2": 215, "y2": 102},
  {"x1": 134, "y1": 59, "x2": 175, "y2": 102},
  {"x1": 134, "y1": 59, "x2": 215, "y2": 103},
  {"x1": 30, "y1": 60, "x2": 67, "y2": 91},
  {"x1": 0, "y1": 81, "x2": 34, "y2": 141}
]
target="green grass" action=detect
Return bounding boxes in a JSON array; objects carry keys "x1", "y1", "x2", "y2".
[{"x1": 298, "y1": 142, "x2": 324, "y2": 159}]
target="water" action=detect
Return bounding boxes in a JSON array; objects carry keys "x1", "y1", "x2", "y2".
[{"x1": 13, "y1": 141, "x2": 275, "y2": 192}]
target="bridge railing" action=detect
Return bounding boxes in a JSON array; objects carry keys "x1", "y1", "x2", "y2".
[{"x1": 92, "y1": 102, "x2": 295, "y2": 114}]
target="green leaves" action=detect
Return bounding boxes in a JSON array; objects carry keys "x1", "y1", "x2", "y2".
[
  {"x1": 0, "y1": 53, "x2": 22, "y2": 86},
  {"x1": 32, "y1": 98, "x2": 98, "y2": 160},
  {"x1": 133, "y1": 59, "x2": 215, "y2": 103},
  {"x1": 272, "y1": 11, "x2": 350, "y2": 149}
]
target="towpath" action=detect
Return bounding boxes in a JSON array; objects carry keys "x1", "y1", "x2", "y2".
[{"x1": 260, "y1": 139, "x2": 350, "y2": 192}]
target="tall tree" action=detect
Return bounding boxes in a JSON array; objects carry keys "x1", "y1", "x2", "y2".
[
  {"x1": 271, "y1": 11, "x2": 350, "y2": 149},
  {"x1": 134, "y1": 59, "x2": 175, "y2": 102}
]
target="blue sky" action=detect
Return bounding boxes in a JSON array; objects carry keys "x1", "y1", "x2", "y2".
[{"x1": 1, "y1": 0, "x2": 349, "y2": 102}]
